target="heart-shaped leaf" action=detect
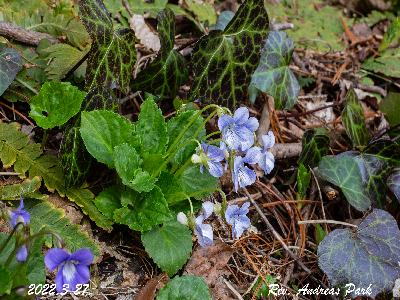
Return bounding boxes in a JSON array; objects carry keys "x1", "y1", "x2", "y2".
[
  {"x1": 318, "y1": 209, "x2": 400, "y2": 298},
  {"x1": 379, "y1": 92, "x2": 400, "y2": 127},
  {"x1": 132, "y1": 9, "x2": 188, "y2": 99},
  {"x1": 318, "y1": 154, "x2": 371, "y2": 211},
  {"x1": 0, "y1": 47, "x2": 23, "y2": 96},
  {"x1": 298, "y1": 128, "x2": 330, "y2": 168},
  {"x1": 249, "y1": 31, "x2": 300, "y2": 109},
  {"x1": 29, "y1": 82, "x2": 86, "y2": 129},
  {"x1": 189, "y1": 0, "x2": 269, "y2": 109},
  {"x1": 142, "y1": 221, "x2": 192, "y2": 276},
  {"x1": 341, "y1": 89, "x2": 370, "y2": 148}
]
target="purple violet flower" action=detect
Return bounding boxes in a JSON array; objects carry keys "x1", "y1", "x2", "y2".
[
  {"x1": 258, "y1": 131, "x2": 276, "y2": 175},
  {"x1": 45, "y1": 248, "x2": 93, "y2": 293},
  {"x1": 225, "y1": 202, "x2": 251, "y2": 239},
  {"x1": 192, "y1": 143, "x2": 225, "y2": 178},
  {"x1": 232, "y1": 147, "x2": 261, "y2": 192},
  {"x1": 10, "y1": 197, "x2": 30, "y2": 228},
  {"x1": 218, "y1": 107, "x2": 259, "y2": 151},
  {"x1": 16, "y1": 244, "x2": 28, "y2": 262},
  {"x1": 194, "y1": 201, "x2": 214, "y2": 247}
]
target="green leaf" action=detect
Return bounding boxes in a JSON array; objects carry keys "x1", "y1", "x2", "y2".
[
  {"x1": 0, "y1": 47, "x2": 23, "y2": 96},
  {"x1": 114, "y1": 144, "x2": 156, "y2": 192},
  {"x1": 132, "y1": 9, "x2": 188, "y2": 99},
  {"x1": 0, "y1": 176, "x2": 43, "y2": 200},
  {"x1": 298, "y1": 128, "x2": 330, "y2": 168},
  {"x1": 80, "y1": 110, "x2": 136, "y2": 168},
  {"x1": 136, "y1": 95, "x2": 168, "y2": 154},
  {"x1": 363, "y1": 48, "x2": 400, "y2": 78},
  {"x1": 297, "y1": 164, "x2": 311, "y2": 200},
  {"x1": 314, "y1": 224, "x2": 326, "y2": 245},
  {"x1": 156, "y1": 275, "x2": 212, "y2": 300},
  {"x1": 341, "y1": 89, "x2": 370, "y2": 148},
  {"x1": 189, "y1": 0, "x2": 269, "y2": 109},
  {"x1": 127, "y1": 0, "x2": 168, "y2": 17},
  {"x1": 113, "y1": 186, "x2": 171, "y2": 231},
  {"x1": 42, "y1": 44, "x2": 88, "y2": 80},
  {"x1": 184, "y1": 0, "x2": 217, "y2": 25},
  {"x1": 94, "y1": 186, "x2": 123, "y2": 220},
  {"x1": 249, "y1": 31, "x2": 300, "y2": 109},
  {"x1": 166, "y1": 110, "x2": 205, "y2": 166},
  {"x1": 0, "y1": 122, "x2": 113, "y2": 230},
  {"x1": 379, "y1": 92, "x2": 400, "y2": 126},
  {"x1": 142, "y1": 221, "x2": 192, "y2": 276},
  {"x1": 318, "y1": 209, "x2": 400, "y2": 298},
  {"x1": 29, "y1": 82, "x2": 86, "y2": 129},
  {"x1": 178, "y1": 165, "x2": 218, "y2": 200},
  {"x1": 0, "y1": 266, "x2": 12, "y2": 295},
  {"x1": 157, "y1": 172, "x2": 186, "y2": 204},
  {"x1": 29, "y1": 201, "x2": 100, "y2": 256},
  {"x1": 79, "y1": 0, "x2": 137, "y2": 101},
  {"x1": 318, "y1": 155, "x2": 371, "y2": 211},
  {"x1": 379, "y1": 17, "x2": 400, "y2": 51}
]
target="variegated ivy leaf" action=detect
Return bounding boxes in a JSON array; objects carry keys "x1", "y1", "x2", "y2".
[
  {"x1": 318, "y1": 154, "x2": 371, "y2": 211},
  {"x1": 79, "y1": 0, "x2": 136, "y2": 105},
  {"x1": 388, "y1": 169, "x2": 400, "y2": 202},
  {"x1": 132, "y1": 8, "x2": 188, "y2": 99},
  {"x1": 341, "y1": 89, "x2": 370, "y2": 148},
  {"x1": 60, "y1": 0, "x2": 137, "y2": 187},
  {"x1": 318, "y1": 209, "x2": 400, "y2": 299},
  {"x1": 189, "y1": 0, "x2": 269, "y2": 109},
  {"x1": 298, "y1": 128, "x2": 330, "y2": 168},
  {"x1": 249, "y1": 31, "x2": 300, "y2": 109},
  {"x1": 0, "y1": 47, "x2": 23, "y2": 96}
]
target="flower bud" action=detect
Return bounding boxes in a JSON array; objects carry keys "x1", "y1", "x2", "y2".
[{"x1": 177, "y1": 212, "x2": 188, "y2": 225}]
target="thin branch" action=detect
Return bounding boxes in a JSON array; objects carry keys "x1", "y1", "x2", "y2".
[
  {"x1": 0, "y1": 21, "x2": 58, "y2": 46},
  {"x1": 298, "y1": 220, "x2": 358, "y2": 228}
]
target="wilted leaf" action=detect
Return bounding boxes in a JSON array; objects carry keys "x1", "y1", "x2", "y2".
[
  {"x1": 132, "y1": 9, "x2": 188, "y2": 99},
  {"x1": 142, "y1": 221, "x2": 192, "y2": 276},
  {"x1": 157, "y1": 276, "x2": 212, "y2": 300},
  {"x1": 298, "y1": 128, "x2": 330, "y2": 168},
  {"x1": 0, "y1": 47, "x2": 23, "y2": 96},
  {"x1": 80, "y1": 110, "x2": 136, "y2": 168},
  {"x1": 363, "y1": 48, "x2": 400, "y2": 78},
  {"x1": 29, "y1": 82, "x2": 86, "y2": 129},
  {"x1": 189, "y1": 0, "x2": 269, "y2": 109},
  {"x1": 130, "y1": 14, "x2": 161, "y2": 51},
  {"x1": 388, "y1": 169, "x2": 400, "y2": 202},
  {"x1": 379, "y1": 92, "x2": 400, "y2": 126},
  {"x1": 318, "y1": 154, "x2": 371, "y2": 211},
  {"x1": 318, "y1": 209, "x2": 400, "y2": 298},
  {"x1": 341, "y1": 89, "x2": 370, "y2": 148},
  {"x1": 249, "y1": 31, "x2": 300, "y2": 109}
]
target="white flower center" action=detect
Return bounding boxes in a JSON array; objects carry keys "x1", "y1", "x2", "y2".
[{"x1": 62, "y1": 261, "x2": 77, "y2": 282}]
